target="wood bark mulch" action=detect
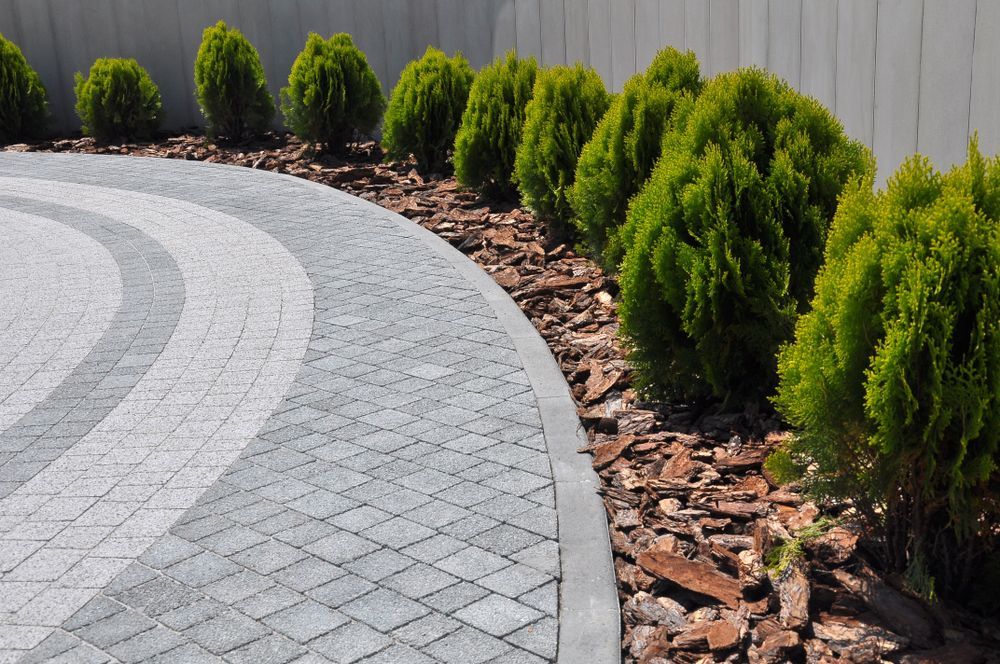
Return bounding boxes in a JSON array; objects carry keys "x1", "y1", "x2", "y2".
[{"x1": 9, "y1": 133, "x2": 999, "y2": 663}]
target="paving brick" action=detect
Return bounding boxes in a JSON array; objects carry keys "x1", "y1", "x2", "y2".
[{"x1": 309, "y1": 621, "x2": 392, "y2": 662}]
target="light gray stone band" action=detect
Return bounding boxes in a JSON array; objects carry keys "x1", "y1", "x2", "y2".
[{"x1": 0, "y1": 196, "x2": 185, "y2": 500}]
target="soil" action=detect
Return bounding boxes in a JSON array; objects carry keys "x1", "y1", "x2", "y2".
[{"x1": 8, "y1": 132, "x2": 999, "y2": 663}]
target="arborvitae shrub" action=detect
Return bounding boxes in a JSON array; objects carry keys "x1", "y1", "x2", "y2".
[
  {"x1": 0, "y1": 34, "x2": 48, "y2": 143},
  {"x1": 194, "y1": 21, "x2": 274, "y2": 140},
  {"x1": 772, "y1": 143, "x2": 1000, "y2": 607},
  {"x1": 281, "y1": 33, "x2": 385, "y2": 152},
  {"x1": 453, "y1": 51, "x2": 537, "y2": 198},
  {"x1": 382, "y1": 47, "x2": 474, "y2": 173},
  {"x1": 73, "y1": 58, "x2": 162, "y2": 142},
  {"x1": 572, "y1": 47, "x2": 701, "y2": 269},
  {"x1": 617, "y1": 67, "x2": 871, "y2": 402},
  {"x1": 515, "y1": 64, "x2": 610, "y2": 238}
]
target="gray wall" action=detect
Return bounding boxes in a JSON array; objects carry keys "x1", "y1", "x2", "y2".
[{"x1": 2, "y1": 0, "x2": 998, "y2": 181}]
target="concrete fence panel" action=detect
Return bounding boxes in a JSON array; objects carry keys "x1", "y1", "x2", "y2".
[{"x1": 2, "y1": 0, "x2": 999, "y2": 181}]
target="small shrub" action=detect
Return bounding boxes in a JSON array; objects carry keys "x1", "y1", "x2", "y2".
[
  {"x1": 453, "y1": 51, "x2": 537, "y2": 198},
  {"x1": 515, "y1": 64, "x2": 610, "y2": 238},
  {"x1": 382, "y1": 46, "x2": 474, "y2": 173},
  {"x1": 0, "y1": 34, "x2": 48, "y2": 143},
  {"x1": 617, "y1": 67, "x2": 871, "y2": 402},
  {"x1": 572, "y1": 47, "x2": 702, "y2": 269},
  {"x1": 773, "y1": 142, "x2": 1000, "y2": 606},
  {"x1": 74, "y1": 58, "x2": 162, "y2": 142},
  {"x1": 281, "y1": 33, "x2": 385, "y2": 152},
  {"x1": 194, "y1": 20, "x2": 274, "y2": 140}
]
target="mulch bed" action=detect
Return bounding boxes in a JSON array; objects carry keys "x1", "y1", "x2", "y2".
[{"x1": 9, "y1": 133, "x2": 999, "y2": 663}]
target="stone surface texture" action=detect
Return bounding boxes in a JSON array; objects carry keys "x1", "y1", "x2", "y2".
[{"x1": 0, "y1": 154, "x2": 613, "y2": 663}]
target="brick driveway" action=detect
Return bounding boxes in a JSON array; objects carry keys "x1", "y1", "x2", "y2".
[{"x1": 0, "y1": 154, "x2": 616, "y2": 664}]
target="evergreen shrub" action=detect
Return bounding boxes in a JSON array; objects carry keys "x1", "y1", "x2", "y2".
[
  {"x1": 382, "y1": 46, "x2": 474, "y2": 173},
  {"x1": 515, "y1": 64, "x2": 610, "y2": 238},
  {"x1": 0, "y1": 34, "x2": 48, "y2": 143},
  {"x1": 453, "y1": 51, "x2": 537, "y2": 198},
  {"x1": 572, "y1": 47, "x2": 702, "y2": 268},
  {"x1": 74, "y1": 58, "x2": 162, "y2": 142},
  {"x1": 194, "y1": 21, "x2": 274, "y2": 140},
  {"x1": 281, "y1": 33, "x2": 385, "y2": 152},
  {"x1": 617, "y1": 67, "x2": 871, "y2": 401},
  {"x1": 772, "y1": 143, "x2": 1000, "y2": 607}
]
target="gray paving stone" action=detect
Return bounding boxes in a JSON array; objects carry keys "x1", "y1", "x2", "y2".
[
  {"x1": 454, "y1": 595, "x2": 543, "y2": 637},
  {"x1": 422, "y1": 626, "x2": 512, "y2": 664},
  {"x1": 340, "y1": 588, "x2": 430, "y2": 632},
  {"x1": 183, "y1": 610, "x2": 270, "y2": 655},
  {"x1": 223, "y1": 633, "x2": 307, "y2": 664},
  {"x1": 263, "y1": 600, "x2": 349, "y2": 643},
  {"x1": 310, "y1": 621, "x2": 392, "y2": 662}
]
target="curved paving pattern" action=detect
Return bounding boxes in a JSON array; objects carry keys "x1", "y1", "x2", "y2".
[{"x1": 0, "y1": 154, "x2": 617, "y2": 664}]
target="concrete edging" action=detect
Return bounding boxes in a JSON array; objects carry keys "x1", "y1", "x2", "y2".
[{"x1": 252, "y1": 165, "x2": 622, "y2": 664}]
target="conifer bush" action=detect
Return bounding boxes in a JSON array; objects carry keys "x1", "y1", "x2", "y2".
[
  {"x1": 194, "y1": 21, "x2": 274, "y2": 140},
  {"x1": 772, "y1": 143, "x2": 1000, "y2": 607},
  {"x1": 617, "y1": 67, "x2": 870, "y2": 401},
  {"x1": 453, "y1": 51, "x2": 537, "y2": 198},
  {"x1": 572, "y1": 47, "x2": 701, "y2": 268},
  {"x1": 74, "y1": 58, "x2": 162, "y2": 142},
  {"x1": 281, "y1": 33, "x2": 385, "y2": 152},
  {"x1": 382, "y1": 47, "x2": 474, "y2": 173},
  {"x1": 0, "y1": 34, "x2": 48, "y2": 143},
  {"x1": 515, "y1": 64, "x2": 610, "y2": 238}
]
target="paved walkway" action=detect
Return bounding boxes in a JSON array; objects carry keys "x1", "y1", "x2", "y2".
[{"x1": 0, "y1": 154, "x2": 617, "y2": 664}]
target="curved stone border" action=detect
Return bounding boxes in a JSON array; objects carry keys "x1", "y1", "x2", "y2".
[{"x1": 273, "y1": 169, "x2": 622, "y2": 663}]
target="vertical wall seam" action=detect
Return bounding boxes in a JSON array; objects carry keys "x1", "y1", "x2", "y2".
[
  {"x1": 871, "y1": 0, "x2": 878, "y2": 151},
  {"x1": 832, "y1": 0, "x2": 839, "y2": 117},
  {"x1": 914, "y1": 0, "x2": 924, "y2": 154},
  {"x1": 966, "y1": 0, "x2": 979, "y2": 145}
]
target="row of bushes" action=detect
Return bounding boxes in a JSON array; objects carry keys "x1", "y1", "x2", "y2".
[
  {"x1": 0, "y1": 23, "x2": 384, "y2": 147},
  {"x1": 381, "y1": 43, "x2": 1000, "y2": 609},
  {"x1": 3, "y1": 27, "x2": 996, "y2": 607}
]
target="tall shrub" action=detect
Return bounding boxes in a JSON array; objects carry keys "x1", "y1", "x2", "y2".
[
  {"x1": 572, "y1": 48, "x2": 702, "y2": 269},
  {"x1": 194, "y1": 21, "x2": 274, "y2": 140},
  {"x1": 382, "y1": 46, "x2": 474, "y2": 173},
  {"x1": 772, "y1": 143, "x2": 1000, "y2": 607},
  {"x1": 74, "y1": 58, "x2": 162, "y2": 142},
  {"x1": 618, "y1": 67, "x2": 871, "y2": 401},
  {"x1": 515, "y1": 64, "x2": 610, "y2": 239},
  {"x1": 281, "y1": 33, "x2": 385, "y2": 152},
  {"x1": 0, "y1": 34, "x2": 48, "y2": 143},
  {"x1": 453, "y1": 51, "x2": 537, "y2": 198}
]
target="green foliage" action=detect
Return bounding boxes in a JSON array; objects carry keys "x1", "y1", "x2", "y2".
[
  {"x1": 515, "y1": 64, "x2": 610, "y2": 238},
  {"x1": 194, "y1": 21, "x2": 274, "y2": 140},
  {"x1": 382, "y1": 46, "x2": 474, "y2": 173},
  {"x1": 572, "y1": 48, "x2": 702, "y2": 269},
  {"x1": 73, "y1": 58, "x2": 161, "y2": 142},
  {"x1": 453, "y1": 51, "x2": 537, "y2": 198},
  {"x1": 774, "y1": 141, "x2": 1000, "y2": 604},
  {"x1": 617, "y1": 67, "x2": 871, "y2": 402},
  {"x1": 281, "y1": 33, "x2": 385, "y2": 152},
  {"x1": 0, "y1": 34, "x2": 48, "y2": 143},
  {"x1": 764, "y1": 518, "x2": 834, "y2": 574}
]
